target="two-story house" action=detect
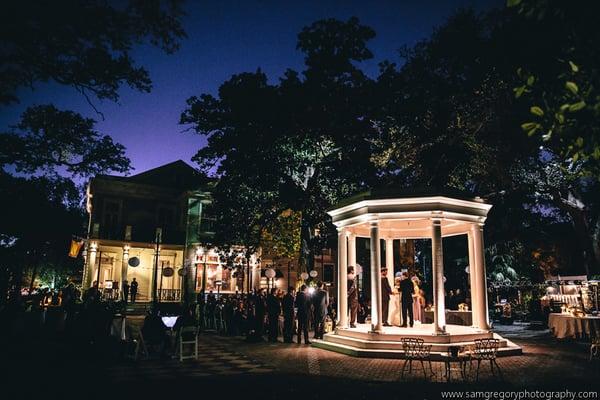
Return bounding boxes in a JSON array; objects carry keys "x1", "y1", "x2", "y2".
[{"x1": 82, "y1": 160, "x2": 258, "y2": 302}]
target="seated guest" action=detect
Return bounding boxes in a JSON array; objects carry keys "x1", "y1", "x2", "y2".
[
  {"x1": 174, "y1": 305, "x2": 197, "y2": 333},
  {"x1": 142, "y1": 309, "x2": 169, "y2": 356}
]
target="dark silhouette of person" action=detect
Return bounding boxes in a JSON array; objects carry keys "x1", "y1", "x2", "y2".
[
  {"x1": 282, "y1": 287, "x2": 296, "y2": 343},
  {"x1": 142, "y1": 309, "x2": 168, "y2": 357},
  {"x1": 130, "y1": 278, "x2": 138, "y2": 303},
  {"x1": 295, "y1": 285, "x2": 310, "y2": 344},
  {"x1": 347, "y1": 269, "x2": 359, "y2": 328},
  {"x1": 122, "y1": 280, "x2": 130, "y2": 304},
  {"x1": 381, "y1": 268, "x2": 393, "y2": 326},
  {"x1": 312, "y1": 281, "x2": 329, "y2": 339},
  {"x1": 399, "y1": 272, "x2": 414, "y2": 327},
  {"x1": 254, "y1": 289, "x2": 266, "y2": 338},
  {"x1": 266, "y1": 288, "x2": 281, "y2": 342}
]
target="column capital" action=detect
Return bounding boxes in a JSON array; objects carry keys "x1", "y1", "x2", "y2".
[
  {"x1": 369, "y1": 220, "x2": 379, "y2": 227},
  {"x1": 469, "y1": 222, "x2": 485, "y2": 232},
  {"x1": 336, "y1": 226, "x2": 345, "y2": 234}
]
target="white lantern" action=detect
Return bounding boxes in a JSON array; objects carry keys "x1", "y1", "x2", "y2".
[
  {"x1": 300, "y1": 272, "x2": 309, "y2": 280},
  {"x1": 265, "y1": 268, "x2": 276, "y2": 279},
  {"x1": 309, "y1": 270, "x2": 318, "y2": 278}
]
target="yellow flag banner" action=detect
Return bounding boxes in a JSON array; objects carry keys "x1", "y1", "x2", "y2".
[{"x1": 68, "y1": 240, "x2": 84, "y2": 258}]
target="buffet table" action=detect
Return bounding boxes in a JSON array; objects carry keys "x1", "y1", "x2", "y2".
[{"x1": 548, "y1": 313, "x2": 600, "y2": 339}]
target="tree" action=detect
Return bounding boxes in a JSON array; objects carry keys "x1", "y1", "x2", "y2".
[
  {"x1": 1, "y1": 0, "x2": 186, "y2": 110},
  {"x1": 506, "y1": 0, "x2": 600, "y2": 274},
  {"x1": 181, "y1": 18, "x2": 380, "y2": 271},
  {"x1": 1, "y1": 105, "x2": 130, "y2": 177},
  {"x1": 371, "y1": 8, "x2": 600, "y2": 277}
]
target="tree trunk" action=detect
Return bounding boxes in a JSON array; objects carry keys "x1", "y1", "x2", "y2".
[{"x1": 552, "y1": 190, "x2": 600, "y2": 277}]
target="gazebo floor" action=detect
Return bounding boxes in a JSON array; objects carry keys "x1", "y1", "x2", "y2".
[{"x1": 312, "y1": 323, "x2": 522, "y2": 359}]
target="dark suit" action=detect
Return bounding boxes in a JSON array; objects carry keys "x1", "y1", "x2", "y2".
[
  {"x1": 381, "y1": 277, "x2": 392, "y2": 325},
  {"x1": 295, "y1": 291, "x2": 310, "y2": 343},
  {"x1": 266, "y1": 294, "x2": 281, "y2": 342},
  {"x1": 282, "y1": 293, "x2": 295, "y2": 342},
  {"x1": 348, "y1": 279, "x2": 359, "y2": 326},
  {"x1": 400, "y1": 278, "x2": 414, "y2": 327},
  {"x1": 313, "y1": 289, "x2": 329, "y2": 339}
]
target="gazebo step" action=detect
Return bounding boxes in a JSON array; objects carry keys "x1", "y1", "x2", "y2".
[
  {"x1": 312, "y1": 336, "x2": 522, "y2": 360},
  {"x1": 334, "y1": 324, "x2": 493, "y2": 343},
  {"x1": 323, "y1": 333, "x2": 508, "y2": 352}
]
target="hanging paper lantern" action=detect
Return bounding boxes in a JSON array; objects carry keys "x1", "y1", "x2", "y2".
[{"x1": 128, "y1": 257, "x2": 140, "y2": 267}]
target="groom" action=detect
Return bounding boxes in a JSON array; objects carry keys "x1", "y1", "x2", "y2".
[{"x1": 399, "y1": 272, "x2": 414, "y2": 327}]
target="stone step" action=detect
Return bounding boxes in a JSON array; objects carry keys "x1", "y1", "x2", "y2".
[
  {"x1": 312, "y1": 336, "x2": 522, "y2": 360},
  {"x1": 323, "y1": 332, "x2": 509, "y2": 352}
]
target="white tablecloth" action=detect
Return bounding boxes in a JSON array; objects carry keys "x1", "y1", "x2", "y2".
[{"x1": 548, "y1": 313, "x2": 600, "y2": 339}]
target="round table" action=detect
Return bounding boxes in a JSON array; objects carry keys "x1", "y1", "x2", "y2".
[{"x1": 548, "y1": 313, "x2": 600, "y2": 339}]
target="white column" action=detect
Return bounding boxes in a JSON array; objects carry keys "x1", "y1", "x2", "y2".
[
  {"x1": 121, "y1": 245, "x2": 130, "y2": 301},
  {"x1": 385, "y1": 238, "x2": 395, "y2": 289},
  {"x1": 337, "y1": 228, "x2": 348, "y2": 328},
  {"x1": 370, "y1": 222, "x2": 383, "y2": 333},
  {"x1": 471, "y1": 223, "x2": 491, "y2": 330},
  {"x1": 431, "y1": 219, "x2": 447, "y2": 334},
  {"x1": 348, "y1": 233, "x2": 356, "y2": 269},
  {"x1": 85, "y1": 243, "x2": 98, "y2": 289},
  {"x1": 467, "y1": 230, "x2": 477, "y2": 327}
]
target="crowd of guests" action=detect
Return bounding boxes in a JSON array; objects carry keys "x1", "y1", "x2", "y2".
[{"x1": 191, "y1": 281, "x2": 335, "y2": 344}]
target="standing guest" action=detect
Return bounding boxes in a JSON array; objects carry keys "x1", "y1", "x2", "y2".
[
  {"x1": 313, "y1": 281, "x2": 329, "y2": 339},
  {"x1": 122, "y1": 280, "x2": 130, "y2": 304},
  {"x1": 413, "y1": 287, "x2": 426, "y2": 323},
  {"x1": 295, "y1": 285, "x2": 310, "y2": 344},
  {"x1": 130, "y1": 278, "x2": 138, "y2": 303},
  {"x1": 399, "y1": 272, "x2": 414, "y2": 327},
  {"x1": 381, "y1": 268, "x2": 392, "y2": 327},
  {"x1": 254, "y1": 289, "x2": 266, "y2": 338},
  {"x1": 267, "y1": 288, "x2": 281, "y2": 342},
  {"x1": 282, "y1": 287, "x2": 296, "y2": 343},
  {"x1": 347, "y1": 267, "x2": 359, "y2": 328}
]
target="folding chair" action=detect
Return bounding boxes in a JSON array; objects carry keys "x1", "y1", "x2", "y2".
[{"x1": 177, "y1": 326, "x2": 199, "y2": 361}]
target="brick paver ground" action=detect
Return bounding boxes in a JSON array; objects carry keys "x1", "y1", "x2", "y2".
[
  {"x1": 195, "y1": 333, "x2": 600, "y2": 387},
  {"x1": 4, "y1": 324, "x2": 600, "y2": 399}
]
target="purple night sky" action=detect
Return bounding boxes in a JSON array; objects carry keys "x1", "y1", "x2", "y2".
[{"x1": 0, "y1": 0, "x2": 501, "y2": 176}]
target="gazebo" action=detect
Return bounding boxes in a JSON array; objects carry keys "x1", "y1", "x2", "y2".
[{"x1": 313, "y1": 190, "x2": 521, "y2": 358}]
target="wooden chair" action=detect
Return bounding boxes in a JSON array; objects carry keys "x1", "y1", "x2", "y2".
[
  {"x1": 176, "y1": 326, "x2": 199, "y2": 361},
  {"x1": 470, "y1": 338, "x2": 502, "y2": 381},
  {"x1": 400, "y1": 338, "x2": 434, "y2": 380}
]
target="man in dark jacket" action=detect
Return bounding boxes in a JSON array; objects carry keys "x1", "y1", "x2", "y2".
[
  {"x1": 266, "y1": 288, "x2": 281, "y2": 342},
  {"x1": 381, "y1": 268, "x2": 393, "y2": 327},
  {"x1": 130, "y1": 278, "x2": 138, "y2": 303},
  {"x1": 282, "y1": 287, "x2": 295, "y2": 343},
  {"x1": 295, "y1": 285, "x2": 310, "y2": 344},
  {"x1": 312, "y1": 281, "x2": 329, "y2": 339},
  {"x1": 347, "y1": 269, "x2": 359, "y2": 328},
  {"x1": 399, "y1": 272, "x2": 414, "y2": 327}
]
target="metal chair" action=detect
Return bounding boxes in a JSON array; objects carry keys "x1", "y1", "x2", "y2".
[
  {"x1": 470, "y1": 338, "x2": 502, "y2": 381},
  {"x1": 590, "y1": 335, "x2": 600, "y2": 361},
  {"x1": 176, "y1": 326, "x2": 199, "y2": 361},
  {"x1": 400, "y1": 338, "x2": 434, "y2": 380}
]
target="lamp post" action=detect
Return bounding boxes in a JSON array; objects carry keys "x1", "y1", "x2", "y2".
[{"x1": 152, "y1": 228, "x2": 162, "y2": 309}]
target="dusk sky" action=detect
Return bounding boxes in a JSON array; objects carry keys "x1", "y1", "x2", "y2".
[{"x1": 0, "y1": 0, "x2": 502, "y2": 175}]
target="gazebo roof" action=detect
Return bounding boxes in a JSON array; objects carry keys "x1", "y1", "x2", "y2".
[{"x1": 327, "y1": 187, "x2": 492, "y2": 239}]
